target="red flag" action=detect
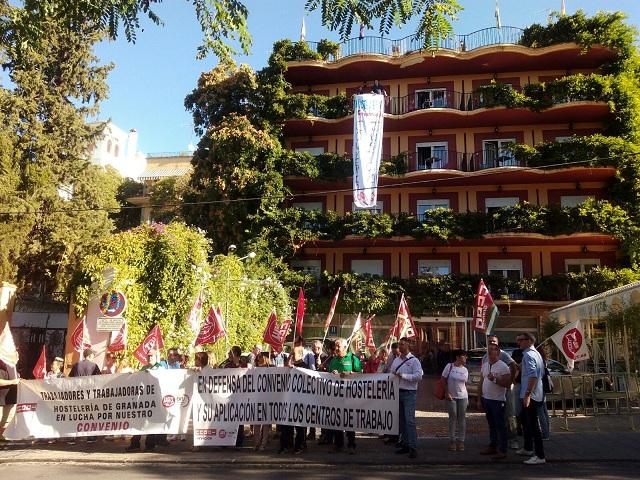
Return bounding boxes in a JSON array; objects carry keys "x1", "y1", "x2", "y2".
[
  {"x1": 295, "y1": 288, "x2": 305, "y2": 336},
  {"x1": 71, "y1": 316, "x2": 91, "y2": 353},
  {"x1": 133, "y1": 324, "x2": 164, "y2": 365},
  {"x1": 323, "y1": 287, "x2": 340, "y2": 330},
  {"x1": 473, "y1": 279, "x2": 498, "y2": 333},
  {"x1": 186, "y1": 290, "x2": 204, "y2": 333},
  {"x1": 32, "y1": 345, "x2": 46, "y2": 379},
  {"x1": 363, "y1": 316, "x2": 376, "y2": 352},
  {"x1": 262, "y1": 309, "x2": 291, "y2": 354},
  {"x1": 195, "y1": 306, "x2": 226, "y2": 346},
  {"x1": 396, "y1": 294, "x2": 417, "y2": 339},
  {"x1": 108, "y1": 321, "x2": 127, "y2": 352}
]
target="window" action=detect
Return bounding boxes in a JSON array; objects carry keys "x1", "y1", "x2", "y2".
[
  {"x1": 488, "y1": 259, "x2": 523, "y2": 280},
  {"x1": 415, "y1": 88, "x2": 447, "y2": 109},
  {"x1": 290, "y1": 259, "x2": 322, "y2": 278},
  {"x1": 416, "y1": 142, "x2": 448, "y2": 170},
  {"x1": 484, "y1": 197, "x2": 519, "y2": 214},
  {"x1": 482, "y1": 139, "x2": 517, "y2": 167},
  {"x1": 352, "y1": 200, "x2": 383, "y2": 215},
  {"x1": 477, "y1": 83, "x2": 513, "y2": 107},
  {"x1": 417, "y1": 199, "x2": 450, "y2": 220},
  {"x1": 114, "y1": 144, "x2": 120, "y2": 157},
  {"x1": 295, "y1": 147, "x2": 325, "y2": 156},
  {"x1": 106, "y1": 140, "x2": 112, "y2": 153},
  {"x1": 565, "y1": 259, "x2": 600, "y2": 273},
  {"x1": 292, "y1": 202, "x2": 323, "y2": 211},
  {"x1": 351, "y1": 259, "x2": 384, "y2": 276},
  {"x1": 418, "y1": 259, "x2": 451, "y2": 276},
  {"x1": 555, "y1": 136, "x2": 573, "y2": 143},
  {"x1": 560, "y1": 195, "x2": 592, "y2": 208}
]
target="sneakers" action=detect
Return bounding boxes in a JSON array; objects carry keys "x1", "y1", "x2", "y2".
[
  {"x1": 508, "y1": 440, "x2": 520, "y2": 450},
  {"x1": 408, "y1": 448, "x2": 417, "y2": 459},
  {"x1": 524, "y1": 455, "x2": 546, "y2": 465},
  {"x1": 396, "y1": 446, "x2": 410, "y2": 454},
  {"x1": 448, "y1": 442, "x2": 456, "y2": 452},
  {"x1": 125, "y1": 444, "x2": 140, "y2": 452},
  {"x1": 456, "y1": 442, "x2": 465, "y2": 452},
  {"x1": 516, "y1": 448, "x2": 534, "y2": 456}
]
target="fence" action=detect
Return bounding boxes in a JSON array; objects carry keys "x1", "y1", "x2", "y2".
[{"x1": 546, "y1": 373, "x2": 640, "y2": 431}]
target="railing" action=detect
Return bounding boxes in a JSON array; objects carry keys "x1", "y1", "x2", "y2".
[
  {"x1": 305, "y1": 26, "x2": 524, "y2": 62},
  {"x1": 332, "y1": 150, "x2": 523, "y2": 175}
]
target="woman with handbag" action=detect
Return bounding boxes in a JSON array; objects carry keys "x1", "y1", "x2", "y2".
[{"x1": 442, "y1": 349, "x2": 469, "y2": 452}]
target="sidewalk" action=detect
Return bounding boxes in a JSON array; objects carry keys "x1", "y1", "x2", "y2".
[{"x1": 2, "y1": 417, "x2": 639, "y2": 465}]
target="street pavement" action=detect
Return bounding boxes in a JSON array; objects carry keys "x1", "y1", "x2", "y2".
[{"x1": 1, "y1": 376, "x2": 639, "y2": 466}]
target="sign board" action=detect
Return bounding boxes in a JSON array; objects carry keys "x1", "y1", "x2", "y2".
[{"x1": 96, "y1": 316, "x2": 125, "y2": 332}]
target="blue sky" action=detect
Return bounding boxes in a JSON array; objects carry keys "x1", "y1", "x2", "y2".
[{"x1": 94, "y1": 0, "x2": 640, "y2": 154}]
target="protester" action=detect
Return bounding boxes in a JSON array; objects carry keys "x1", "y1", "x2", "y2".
[
  {"x1": 253, "y1": 353, "x2": 271, "y2": 451},
  {"x1": 371, "y1": 79, "x2": 387, "y2": 96},
  {"x1": 69, "y1": 348, "x2": 101, "y2": 443},
  {"x1": 517, "y1": 333, "x2": 546, "y2": 465},
  {"x1": 290, "y1": 345, "x2": 309, "y2": 455},
  {"x1": 46, "y1": 357, "x2": 65, "y2": 379},
  {"x1": 363, "y1": 349, "x2": 381, "y2": 373},
  {"x1": 443, "y1": 349, "x2": 468, "y2": 452},
  {"x1": 225, "y1": 346, "x2": 244, "y2": 447},
  {"x1": 482, "y1": 334, "x2": 518, "y2": 448},
  {"x1": 294, "y1": 336, "x2": 316, "y2": 371},
  {"x1": 126, "y1": 350, "x2": 168, "y2": 452},
  {"x1": 356, "y1": 82, "x2": 367, "y2": 95},
  {"x1": 478, "y1": 344, "x2": 512, "y2": 460},
  {"x1": 391, "y1": 337, "x2": 423, "y2": 459},
  {"x1": 194, "y1": 351, "x2": 209, "y2": 370},
  {"x1": 328, "y1": 338, "x2": 362, "y2": 454},
  {"x1": 0, "y1": 359, "x2": 19, "y2": 439},
  {"x1": 248, "y1": 344, "x2": 262, "y2": 367},
  {"x1": 311, "y1": 340, "x2": 328, "y2": 371},
  {"x1": 101, "y1": 352, "x2": 117, "y2": 374},
  {"x1": 537, "y1": 346, "x2": 551, "y2": 440},
  {"x1": 384, "y1": 342, "x2": 400, "y2": 373},
  {"x1": 69, "y1": 348, "x2": 101, "y2": 377},
  {"x1": 163, "y1": 348, "x2": 181, "y2": 369},
  {"x1": 117, "y1": 357, "x2": 134, "y2": 373}
]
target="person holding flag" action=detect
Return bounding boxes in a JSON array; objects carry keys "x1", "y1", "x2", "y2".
[{"x1": 0, "y1": 358, "x2": 20, "y2": 439}]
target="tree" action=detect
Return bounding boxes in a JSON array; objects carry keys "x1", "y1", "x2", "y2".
[
  {"x1": 0, "y1": 14, "x2": 118, "y2": 292},
  {"x1": 2, "y1": 1, "x2": 461, "y2": 64},
  {"x1": 149, "y1": 174, "x2": 190, "y2": 224},
  {"x1": 72, "y1": 222, "x2": 291, "y2": 361}
]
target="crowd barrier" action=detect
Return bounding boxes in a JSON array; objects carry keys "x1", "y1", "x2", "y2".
[{"x1": 546, "y1": 373, "x2": 640, "y2": 431}]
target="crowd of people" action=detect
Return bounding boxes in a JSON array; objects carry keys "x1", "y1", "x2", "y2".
[{"x1": 0, "y1": 332, "x2": 552, "y2": 465}]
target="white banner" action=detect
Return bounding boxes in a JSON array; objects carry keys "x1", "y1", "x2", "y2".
[
  {"x1": 550, "y1": 320, "x2": 590, "y2": 370},
  {"x1": 193, "y1": 367, "x2": 399, "y2": 446},
  {"x1": 4, "y1": 370, "x2": 193, "y2": 440},
  {"x1": 353, "y1": 94, "x2": 385, "y2": 208}
]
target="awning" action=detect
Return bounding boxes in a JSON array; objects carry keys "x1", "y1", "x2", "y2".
[
  {"x1": 548, "y1": 281, "x2": 640, "y2": 324},
  {"x1": 137, "y1": 165, "x2": 192, "y2": 181}
]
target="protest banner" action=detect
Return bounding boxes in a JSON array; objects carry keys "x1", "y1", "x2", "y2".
[
  {"x1": 4, "y1": 369, "x2": 193, "y2": 440},
  {"x1": 192, "y1": 366, "x2": 399, "y2": 446}
]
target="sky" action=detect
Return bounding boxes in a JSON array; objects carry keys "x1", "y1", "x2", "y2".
[{"x1": 94, "y1": 0, "x2": 640, "y2": 155}]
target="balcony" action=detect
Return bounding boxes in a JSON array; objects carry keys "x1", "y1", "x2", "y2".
[{"x1": 305, "y1": 27, "x2": 525, "y2": 62}]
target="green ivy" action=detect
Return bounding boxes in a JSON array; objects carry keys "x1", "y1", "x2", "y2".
[{"x1": 317, "y1": 39, "x2": 340, "y2": 60}]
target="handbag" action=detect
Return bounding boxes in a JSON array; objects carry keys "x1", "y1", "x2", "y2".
[{"x1": 434, "y1": 363, "x2": 453, "y2": 400}]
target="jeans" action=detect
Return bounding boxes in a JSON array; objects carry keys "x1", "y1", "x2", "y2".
[
  {"x1": 446, "y1": 397, "x2": 468, "y2": 443},
  {"x1": 522, "y1": 399, "x2": 545, "y2": 459},
  {"x1": 482, "y1": 398, "x2": 508, "y2": 453},
  {"x1": 538, "y1": 399, "x2": 550, "y2": 439},
  {"x1": 399, "y1": 389, "x2": 418, "y2": 449}
]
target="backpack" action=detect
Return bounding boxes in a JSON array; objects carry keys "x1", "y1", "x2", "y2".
[{"x1": 542, "y1": 367, "x2": 554, "y2": 394}]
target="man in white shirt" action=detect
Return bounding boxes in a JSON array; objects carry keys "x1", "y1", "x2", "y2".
[
  {"x1": 390, "y1": 337, "x2": 423, "y2": 459},
  {"x1": 478, "y1": 344, "x2": 512, "y2": 460}
]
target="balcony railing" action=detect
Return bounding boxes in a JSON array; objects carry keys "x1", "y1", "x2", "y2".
[
  {"x1": 303, "y1": 86, "x2": 593, "y2": 119},
  {"x1": 330, "y1": 149, "x2": 523, "y2": 175},
  {"x1": 305, "y1": 26, "x2": 524, "y2": 62}
]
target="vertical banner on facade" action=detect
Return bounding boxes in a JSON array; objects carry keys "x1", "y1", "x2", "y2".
[
  {"x1": 4, "y1": 370, "x2": 193, "y2": 440},
  {"x1": 192, "y1": 367, "x2": 399, "y2": 446},
  {"x1": 353, "y1": 94, "x2": 385, "y2": 208}
]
